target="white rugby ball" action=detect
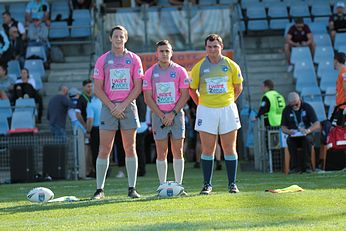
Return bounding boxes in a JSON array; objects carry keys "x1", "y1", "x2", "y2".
[
  {"x1": 157, "y1": 181, "x2": 184, "y2": 198},
  {"x1": 27, "y1": 187, "x2": 54, "y2": 203}
]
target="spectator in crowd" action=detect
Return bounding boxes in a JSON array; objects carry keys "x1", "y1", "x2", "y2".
[
  {"x1": 329, "y1": 1, "x2": 346, "y2": 43},
  {"x1": 284, "y1": 17, "x2": 315, "y2": 72},
  {"x1": 281, "y1": 92, "x2": 320, "y2": 173},
  {"x1": 86, "y1": 96, "x2": 102, "y2": 178},
  {"x1": 13, "y1": 68, "x2": 43, "y2": 123},
  {"x1": 254, "y1": 80, "x2": 286, "y2": 127},
  {"x1": 136, "y1": 0, "x2": 157, "y2": 6},
  {"x1": 136, "y1": 93, "x2": 149, "y2": 177},
  {"x1": 2, "y1": 11, "x2": 26, "y2": 40},
  {"x1": 8, "y1": 27, "x2": 26, "y2": 68},
  {"x1": 47, "y1": 84, "x2": 74, "y2": 138},
  {"x1": 27, "y1": 18, "x2": 50, "y2": 55},
  {"x1": 0, "y1": 30, "x2": 11, "y2": 65},
  {"x1": 70, "y1": 0, "x2": 92, "y2": 9},
  {"x1": 91, "y1": 25, "x2": 144, "y2": 199},
  {"x1": 334, "y1": 52, "x2": 346, "y2": 107},
  {"x1": 190, "y1": 34, "x2": 243, "y2": 195},
  {"x1": 143, "y1": 40, "x2": 189, "y2": 186},
  {"x1": 25, "y1": 0, "x2": 50, "y2": 26},
  {"x1": 75, "y1": 79, "x2": 94, "y2": 177},
  {"x1": 0, "y1": 63, "x2": 14, "y2": 102}
]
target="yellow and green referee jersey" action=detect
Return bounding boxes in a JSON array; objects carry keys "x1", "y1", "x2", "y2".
[{"x1": 190, "y1": 56, "x2": 243, "y2": 108}]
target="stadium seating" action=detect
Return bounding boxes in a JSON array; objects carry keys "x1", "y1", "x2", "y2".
[
  {"x1": 337, "y1": 45, "x2": 346, "y2": 53},
  {"x1": 49, "y1": 21, "x2": 70, "y2": 39},
  {"x1": 26, "y1": 46, "x2": 47, "y2": 62},
  {"x1": 72, "y1": 9, "x2": 91, "y2": 21},
  {"x1": 311, "y1": 4, "x2": 332, "y2": 17},
  {"x1": 334, "y1": 33, "x2": 346, "y2": 51},
  {"x1": 314, "y1": 33, "x2": 333, "y2": 47},
  {"x1": 0, "y1": 99, "x2": 12, "y2": 118},
  {"x1": 219, "y1": 0, "x2": 238, "y2": 4},
  {"x1": 328, "y1": 103, "x2": 335, "y2": 119},
  {"x1": 247, "y1": 4, "x2": 269, "y2": 30},
  {"x1": 0, "y1": 116, "x2": 9, "y2": 135},
  {"x1": 8, "y1": 2, "x2": 26, "y2": 23},
  {"x1": 268, "y1": 5, "x2": 290, "y2": 29},
  {"x1": 10, "y1": 110, "x2": 35, "y2": 130},
  {"x1": 319, "y1": 70, "x2": 338, "y2": 92},
  {"x1": 51, "y1": 1, "x2": 70, "y2": 21},
  {"x1": 307, "y1": 22, "x2": 328, "y2": 34},
  {"x1": 290, "y1": 47, "x2": 312, "y2": 65},
  {"x1": 324, "y1": 87, "x2": 336, "y2": 107},
  {"x1": 308, "y1": 101, "x2": 327, "y2": 121},
  {"x1": 157, "y1": 0, "x2": 171, "y2": 6},
  {"x1": 301, "y1": 86, "x2": 323, "y2": 103},
  {"x1": 293, "y1": 61, "x2": 315, "y2": 79},
  {"x1": 289, "y1": 3, "x2": 310, "y2": 19},
  {"x1": 241, "y1": 0, "x2": 260, "y2": 10},
  {"x1": 14, "y1": 98, "x2": 36, "y2": 114},
  {"x1": 71, "y1": 20, "x2": 91, "y2": 38},
  {"x1": 30, "y1": 73, "x2": 43, "y2": 91},
  {"x1": 7, "y1": 60, "x2": 21, "y2": 78},
  {"x1": 198, "y1": 0, "x2": 217, "y2": 5},
  {"x1": 314, "y1": 46, "x2": 334, "y2": 65},
  {"x1": 317, "y1": 60, "x2": 334, "y2": 79},
  {"x1": 313, "y1": 17, "x2": 330, "y2": 26},
  {"x1": 24, "y1": 60, "x2": 45, "y2": 80}
]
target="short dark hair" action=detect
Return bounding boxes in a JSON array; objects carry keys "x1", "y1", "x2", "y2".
[
  {"x1": 155, "y1": 40, "x2": 171, "y2": 48},
  {"x1": 109, "y1": 25, "x2": 128, "y2": 39},
  {"x1": 2, "y1": 11, "x2": 11, "y2": 17},
  {"x1": 82, "y1": 79, "x2": 92, "y2": 86},
  {"x1": 263, "y1": 79, "x2": 274, "y2": 90},
  {"x1": 0, "y1": 63, "x2": 7, "y2": 74},
  {"x1": 21, "y1": 67, "x2": 29, "y2": 76},
  {"x1": 294, "y1": 17, "x2": 304, "y2": 24},
  {"x1": 334, "y1": 52, "x2": 346, "y2": 64},
  {"x1": 204, "y1": 34, "x2": 223, "y2": 46}
]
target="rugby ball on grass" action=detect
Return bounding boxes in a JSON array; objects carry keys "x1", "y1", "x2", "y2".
[
  {"x1": 27, "y1": 187, "x2": 54, "y2": 203},
  {"x1": 157, "y1": 181, "x2": 184, "y2": 198}
]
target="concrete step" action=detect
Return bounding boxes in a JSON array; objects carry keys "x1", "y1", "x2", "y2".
[
  {"x1": 246, "y1": 59, "x2": 287, "y2": 68},
  {"x1": 247, "y1": 65, "x2": 287, "y2": 73},
  {"x1": 245, "y1": 52, "x2": 286, "y2": 61},
  {"x1": 48, "y1": 69, "x2": 90, "y2": 82},
  {"x1": 65, "y1": 56, "x2": 91, "y2": 63},
  {"x1": 244, "y1": 36, "x2": 285, "y2": 49},
  {"x1": 43, "y1": 82, "x2": 82, "y2": 96},
  {"x1": 50, "y1": 62, "x2": 90, "y2": 70}
]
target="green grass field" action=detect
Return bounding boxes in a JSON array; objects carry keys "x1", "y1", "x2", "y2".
[{"x1": 0, "y1": 163, "x2": 345, "y2": 230}]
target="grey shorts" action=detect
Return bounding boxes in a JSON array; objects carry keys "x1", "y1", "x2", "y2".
[
  {"x1": 152, "y1": 110, "x2": 185, "y2": 140},
  {"x1": 100, "y1": 100, "x2": 140, "y2": 131}
]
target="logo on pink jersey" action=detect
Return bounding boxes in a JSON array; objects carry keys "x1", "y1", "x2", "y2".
[
  {"x1": 94, "y1": 68, "x2": 99, "y2": 76},
  {"x1": 170, "y1": 72, "x2": 176, "y2": 78}
]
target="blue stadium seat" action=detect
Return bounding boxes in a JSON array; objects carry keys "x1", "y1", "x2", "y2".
[
  {"x1": 319, "y1": 70, "x2": 338, "y2": 91},
  {"x1": 313, "y1": 17, "x2": 330, "y2": 26},
  {"x1": 30, "y1": 73, "x2": 43, "y2": 91},
  {"x1": 14, "y1": 98, "x2": 36, "y2": 114},
  {"x1": 308, "y1": 0, "x2": 331, "y2": 7},
  {"x1": 0, "y1": 116, "x2": 9, "y2": 135},
  {"x1": 290, "y1": 47, "x2": 313, "y2": 65},
  {"x1": 7, "y1": 60, "x2": 21, "y2": 78},
  {"x1": 0, "y1": 4, "x2": 5, "y2": 14},
  {"x1": 307, "y1": 22, "x2": 328, "y2": 34},
  {"x1": 324, "y1": 87, "x2": 336, "y2": 107},
  {"x1": 328, "y1": 103, "x2": 335, "y2": 119},
  {"x1": 268, "y1": 5, "x2": 290, "y2": 29},
  {"x1": 26, "y1": 46, "x2": 47, "y2": 62},
  {"x1": 72, "y1": 9, "x2": 91, "y2": 20},
  {"x1": 0, "y1": 99, "x2": 12, "y2": 119},
  {"x1": 246, "y1": 4, "x2": 269, "y2": 30},
  {"x1": 8, "y1": 2, "x2": 26, "y2": 23},
  {"x1": 301, "y1": 86, "x2": 323, "y2": 102},
  {"x1": 24, "y1": 59, "x2": 45, "y2": 80},
  {"x1": 308, "y1": 101, "x2": 327, "y2": 121},
  {"x1": 283, "y1": 0, "x2": 306, "y2": 7},
  {"x1": 314, "y1": 46, "x2": 334, "y2": 65},
  {"x1": 157, "y1": 0, "x2": 171, "y2": 6},
  {"x1": 71, "y1": 20, "x2": 91, "y2": 38},
  {"x1": 311, "y1": 4, "x2": 332, "y2": 17},
  {"x1": 11, "y1": 110, "x2": 35, "y2": 130},
  {"x1": 317, "y1": 60, "x2": 334, "y2": 78},
  {"x1": 198, "y1": 0, "x2": 217, "y2": 5},
  {"x1": 241, "y1": 0, "x2": 261, "y2": 10},
  {"x1": 314, "y1": 33, "x2": 332, "y2": 47},
  {"x1": 51, "y1": 1, "x2": 70, "y2": 21},
  {"x1": 294, "y1": 68, "x2": 316, "y2": 82},
  {"x1": 49, "y1": 21, "x2": 70, "y2": 39},
  {"x1": 295, "y1": 75, "x2": 318, "y2": 92},
  {"x1": 335, "y1": 33, "x2": 346, "y2": 51},
  {"x1": 338, "y1": 45, "x2": 346, "y2": 53},
  {"x1": 263, "y1": 0, "x2": 286, "y2": 7},
  {"x1": 290, "y1": 3, "x2": 310, "y2": 18}
]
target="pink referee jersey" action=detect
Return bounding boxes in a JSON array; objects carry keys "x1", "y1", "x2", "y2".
[
  {"x1": 143, "y1": 62, "x2": 190, "y2": 111},
  {"x1": 93, "y1": 49, "x2": 144, "y2": 101}
]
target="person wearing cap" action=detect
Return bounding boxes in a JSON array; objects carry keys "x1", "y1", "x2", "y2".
[
  {"x1": 281, "y1": 92, "x2": 320, "y2": 173},
  {"x1": 285, "y1": 17, "x2": 315, "y2": 72},
  {"x1": 334, "y1": 52, "x2": 346, "y2": 108},
  {"x1": 329, "y1": 1, "x2": 346, "y2": 42}
]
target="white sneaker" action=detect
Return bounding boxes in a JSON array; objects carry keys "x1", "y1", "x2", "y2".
[
  {"x1": 287, "y1": 64, "x2": 293, "y2": 72},
  {"x1": 116, "y1": 170, "x2": 125, "y2": 178}
]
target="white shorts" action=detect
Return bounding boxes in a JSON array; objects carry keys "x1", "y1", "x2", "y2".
[{"x1": 195, "y1": 103, "x2": 241, "y2": 135}]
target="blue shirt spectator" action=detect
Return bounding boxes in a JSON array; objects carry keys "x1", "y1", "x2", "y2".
[{"x1": 25, "y1": 0, "x2": 50, "y2": 26}]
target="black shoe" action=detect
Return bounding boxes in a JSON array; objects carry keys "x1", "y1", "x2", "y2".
[
  {"x1": 194, "y1": 162, "x2": 200, "y2": 169},
  {"x1": 215, "y1": 161, "x2": 222, "y2": 171},
  {"x1": 229, "y1": 183, "x2": 239, "y2": 193},
  {"x1": 92, "y1": 189, "x2": 104, "y2": 200},
  {"x1": 128, "y1": 187, "x2": 141, "y2": 198},
  {"x1": 200, "y1": 183, "x2": 212, "y2": 195}
]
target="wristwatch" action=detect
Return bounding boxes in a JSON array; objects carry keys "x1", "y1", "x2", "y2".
[{"x1": 172, "y1": 109, "x2": 178, "y2": 116}]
